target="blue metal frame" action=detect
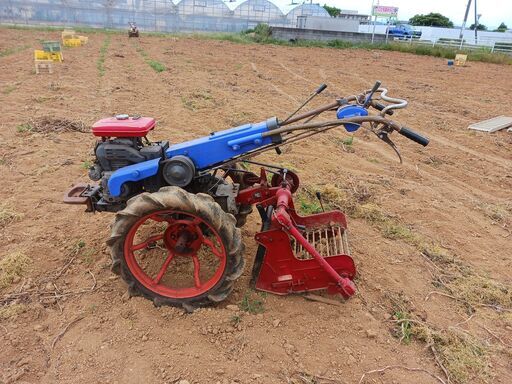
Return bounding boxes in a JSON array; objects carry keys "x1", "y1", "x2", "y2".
[{"x1": 107, "y1": 118, "x2": 279, "y2": 197}]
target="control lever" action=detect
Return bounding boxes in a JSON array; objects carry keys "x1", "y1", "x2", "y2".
[
  {"x1": 363, "y1": 81, "x2": 382, "y2": 108},
  {"x1": 282, "y1": 84, "x2": 328, "y2": 124}
]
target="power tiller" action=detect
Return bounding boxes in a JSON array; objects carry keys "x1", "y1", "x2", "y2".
[{"x1": 64, "y1": 82, "x2": 429, "y2": 310}]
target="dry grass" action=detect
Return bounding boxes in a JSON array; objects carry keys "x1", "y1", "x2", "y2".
[
  {"x1": 388, "y1": 292, "x2": 490, "y2": 384},
  {"x1": 18, "y1": 117, "x2": 88, "y2": 135},
  {"x1": 0, "y1": 303, "x2": 26, "y2": 320},
  {"x1": 0, "y1": 203, "x2": 21, "y2": 228},
  {"x1": 480, "y1": 202, "x2": 511, "y2": 223},
  {"x1": 414, "y1": 326, "x2": 490, "y2": 384},
  {"x1": 0, "y1": 251, "x2": 32, "y2": 290},
  {"x1": 448, "y1": 274, "x2": 512, "y2": 310}
]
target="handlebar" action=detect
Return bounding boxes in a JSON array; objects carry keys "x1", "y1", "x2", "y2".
[{"x1": 397, "y1": 127, "x2": 430, "y2": 147}]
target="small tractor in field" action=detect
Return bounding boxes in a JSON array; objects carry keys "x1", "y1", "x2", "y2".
[
  {"x1": 128, "y1": 22, "x2": 139, "y2": 38},
  {"x1": 64, "y1": 82, "x2": 429, "y2": 311}
]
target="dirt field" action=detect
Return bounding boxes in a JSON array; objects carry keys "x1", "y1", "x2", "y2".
[{"x1": 1, "y1": 27, "x2": 511, "y2": 384}]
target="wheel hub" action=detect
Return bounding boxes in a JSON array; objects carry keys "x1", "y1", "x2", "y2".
[{"x1": 163, "y1": 219, "x2": 202, "y2": 255}]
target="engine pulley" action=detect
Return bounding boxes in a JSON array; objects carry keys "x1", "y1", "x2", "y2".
[{"x1": 162, "y1": 155, "x2": 196, "y2": 187}]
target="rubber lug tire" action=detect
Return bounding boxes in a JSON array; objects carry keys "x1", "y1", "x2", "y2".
[{"x1": 108, "y1": 186, "x2": 245, "y2": 311}]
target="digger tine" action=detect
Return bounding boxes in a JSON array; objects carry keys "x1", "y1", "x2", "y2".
[
  {"x1": 332, "y1": 226, "x2": 338, "y2": 255},
  {"x1": 325, "y1": 228, "x2": 330, "y2": 256}
]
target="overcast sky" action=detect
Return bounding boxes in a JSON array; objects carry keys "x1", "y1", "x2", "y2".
[{"x1": 314, "y1": 0, "x2": 512, "y2": 29}]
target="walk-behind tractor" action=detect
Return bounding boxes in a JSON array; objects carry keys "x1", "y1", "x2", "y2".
[{"x1": 64, "y1": 82, "x2": 429, "y2": 310}]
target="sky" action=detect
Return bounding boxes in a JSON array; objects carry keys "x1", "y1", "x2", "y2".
[{"x1": 305, "y1": 0, "x2": 512, "y2": 29}]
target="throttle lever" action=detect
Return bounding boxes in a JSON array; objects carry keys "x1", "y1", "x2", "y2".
[
  {"x1": 377, "y1": 131, "x2": 402, "y2": 163},
  {"x1": 364, "y1": 80, "x2": 382, "y2": 108}
]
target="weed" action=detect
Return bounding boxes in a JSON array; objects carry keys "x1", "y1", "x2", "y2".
[
  {"x1": 97, "y1": 35, "x2": 111, "y2": 77},
  {"x1": 481, "y1": 202, "x2": 511, "y2": 223},
  {"x1": 0, "y1": 45, "x2": 30, "y2": 58},
  {"x1": 296, "y1": 192, "x2": 323, "y2": 215},
  {"x1": 387, "y1": 291, "x2": 490, "y2": 383},
  {"x1": 0, "y1": 203, "x2": 21, "y2": 228},
  {"x1": 239, "y1": 292, "x2": 265, "y2": 314},
  {"x1": 16, "y1": 123, "x2": 33, "y2": 133},
  {"x1": 341, "y1": 136, "x2": 354, "y2": 146},
  {"x1": 393, "y1": 310, "x2": 412, "y2": 343},
  {"x1": 136, "y1": 46, "x2": 167, "y2": 72},
  {"x1": 0, "y1": 251, "x2": 32, "y2": 289},
  {"x1": 448, "y1": 274, "x2": 512, "y2": 309},
  {"x1": 147, "y1": 59, "x2": 166, "y2": 72},
  {"x1": 414, "y1": 326, "x2": 489, "y2": 384},
  {"x1": 381, "y1": 222, "x2": 418, "y2": 243},
  {"x1": 3, "y1": 85, "x2": 16, "y2": 95},
  {"x1": 0, "y1": 303, "x2": 26, "y2": 320},
  {"x1": 81, "y1": 160, "x2": 92, "y2": 170},
  {"x1": 230, "y1": 314, "x2": 242, "y2": 326}
]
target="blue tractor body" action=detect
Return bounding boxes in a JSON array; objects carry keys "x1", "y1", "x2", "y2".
[{"x1": 106, "y1": 117, "x2": 280, "y2": 197}]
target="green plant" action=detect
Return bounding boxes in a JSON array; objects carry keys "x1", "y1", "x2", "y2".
[
  {"x1": 97, "y1": 35, "x2": 111, "y2": 77},
  {"x1": 393, "y1": 311, "x2": 412, "y2": 343},
  {"x1": 230, "y1": 314, "x2": 242, "y2": 326},
  {"x1": 239, "y1": 292, "x2": 265, "y2": 314},
  {"x1": 0, "y1": 45, "x2": 30, "y2": 58},
  {"x1": 147, "y1": 59, "x2": 166, "y2": 72},
  {"x1": 16, "y1": 123, "x2": 33, "y2": 133},
  {"x1": 81, "y1": 160, "x2": 92, "y2": 170},
  {"x1": 3, "y1": 85, "x2": 16, "y2": 95},
  {"x1": 253, "y1": 23, "x2": 271, "y2": 43}
]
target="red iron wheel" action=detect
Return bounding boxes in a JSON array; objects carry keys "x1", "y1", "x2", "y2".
[{"x1": 109, "y1": 187, "x2": 245, "y2": 310}]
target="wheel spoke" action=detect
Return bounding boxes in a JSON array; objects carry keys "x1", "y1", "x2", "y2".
[
  {"x1": 192, "y1": 254, "x2": 201, "y2": 288},
  {"x1": 153, "y1": 251, "x2": 175, "y2": 285},
  {"x1": 202, "y1": 238, "x2": 223, "y2": 258},
  {"x1": 131, "y1": 234, "x2": 164, "y2": 251}
]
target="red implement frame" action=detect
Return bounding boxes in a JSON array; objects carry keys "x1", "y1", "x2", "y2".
[{"x1": 236, "y1": 169, "x2": 357, "y2": 298}]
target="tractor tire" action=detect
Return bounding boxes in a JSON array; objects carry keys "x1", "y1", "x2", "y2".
[
  {"x1": 224, "y1": 163, "x2": 253, "y2": 228},
  {"x1": 108, "y1": 186, "x2": 245, "y2": 311}
]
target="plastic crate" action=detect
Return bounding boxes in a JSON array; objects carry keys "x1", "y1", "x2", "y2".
[
  {"x1": 42, "y1": 41, "x2": 61, "y2": 52},
  {"x1": 78, "y1": 36, "x2": 88, "y2": 45},
  {"x1": 63, "y1": 38, "x2": 82, "y2": 47},
  {"x1": 61, "y1": 29, "x2": 76, "y2": 40},
  {"x1": 34, "y1": 49, "x2": 51, "y2": 60}
]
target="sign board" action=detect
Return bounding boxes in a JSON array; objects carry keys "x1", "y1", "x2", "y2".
[{"x1": 372, "y1": 5, "x2": 398, "y2": 17}]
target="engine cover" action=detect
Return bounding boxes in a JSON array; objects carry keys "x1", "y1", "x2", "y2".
[{"x1": 92, "y1": 115, "x2": 156, "y2": 138}]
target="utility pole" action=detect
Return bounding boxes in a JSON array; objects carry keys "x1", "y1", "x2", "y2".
[
  {"x1": 474, "y1": 0, "x2": 478, "y2": 44},
  {"x1": 459, "y1": 0, "x2": 472, "y2": 40}
]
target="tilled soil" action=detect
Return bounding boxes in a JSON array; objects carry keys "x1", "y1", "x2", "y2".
[{"x1": 0, "y1": 28, "x2": 511, "y2": 384}]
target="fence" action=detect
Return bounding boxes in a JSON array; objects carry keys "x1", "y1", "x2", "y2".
[{"x1": 391, "y1": 36, "x2": 512, "y2": 54}]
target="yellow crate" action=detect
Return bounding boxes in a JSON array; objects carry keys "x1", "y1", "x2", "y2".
[
  {"x1": 49, "y1": 51, "x2": 63, "y2": 62},
  {"x1": 63, "y1": 38, "x2": 82, "y2": 47},
  {"x1": 61, "y1": 29, "x2": 76, "y2": 39},
  {"x1": 35, "y1": 50, "x2": 63, "y2": 62},
  {"x1": 34, "y1": 49, "x2": 51, "y2": 60},
  {"x1": 455, "y1": 54, "x2": 468, "y2": 66},
  {"x1": 78, "y1": 35, "x2": 88, "y2": 45}
]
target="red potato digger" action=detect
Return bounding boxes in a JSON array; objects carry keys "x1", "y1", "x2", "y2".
[{"x1": 64, "y1": 82, "x2": 429, "y2": 310}]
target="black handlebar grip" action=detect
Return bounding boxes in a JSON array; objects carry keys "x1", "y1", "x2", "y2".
[
  {"x1": 398, "y1": 127, "x2": 429, "y2": 147},
  {"x1": 373, "y1": 102, "x2": 394, "y2": 115},
  {"x1": 316, "y1": 83, "x2": 327, "y2": 94}
]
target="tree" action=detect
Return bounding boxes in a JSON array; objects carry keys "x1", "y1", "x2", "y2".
[
  {"x1": 494, "y1": 22, "x2": 508, "y2": 32},
  {"x1": 469, "y1": 23, "x2": 487, "y2": 31},
  {"x1": 323, "y1": 4, "x2": 341, "y2": 17},
  {"x1": 409, "y1": 13, "x2": 454, "y2": 28}
]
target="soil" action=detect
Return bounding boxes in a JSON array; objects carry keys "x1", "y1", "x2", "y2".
[{"x1": 1, "y1": 28, "x2": 511, "y2": 384}]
